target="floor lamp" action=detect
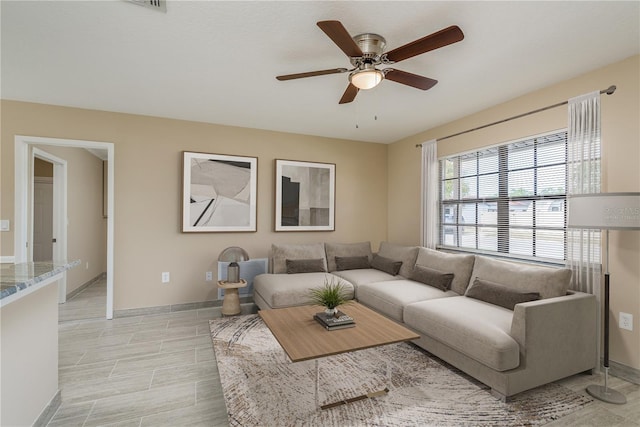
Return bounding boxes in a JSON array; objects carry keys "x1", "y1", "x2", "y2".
[{"x1": 567, "y1": 193, "x2": 640, "y2": 404}]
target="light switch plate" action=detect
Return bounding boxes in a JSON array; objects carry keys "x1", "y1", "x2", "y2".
[{"x1": 0, "y1": 220, "x2": 9, "y2": 231}]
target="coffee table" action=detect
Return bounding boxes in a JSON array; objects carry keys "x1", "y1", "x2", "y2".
[{"x1": 259, "y1": 302, "x2": 419, "y2": 410}]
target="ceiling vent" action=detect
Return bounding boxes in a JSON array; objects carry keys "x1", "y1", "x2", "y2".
[{"x1": 127, "y1": 0, "x2": 166, "y2": 13}]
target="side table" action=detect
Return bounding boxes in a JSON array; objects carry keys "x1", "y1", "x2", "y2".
[{"x1": 217, "y1": 279, "x2": 247, "y2": 316}]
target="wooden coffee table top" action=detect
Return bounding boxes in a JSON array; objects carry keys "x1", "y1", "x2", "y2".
[{"x1": 258, "y1": 302, "x2": 419, "y2": 362}]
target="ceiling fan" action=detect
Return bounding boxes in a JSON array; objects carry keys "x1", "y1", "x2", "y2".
[{"x1": 276, "y1": 20, "x2": 464, "y2": 104}]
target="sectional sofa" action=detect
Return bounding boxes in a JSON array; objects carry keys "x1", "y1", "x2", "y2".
[{"x1": 253, "y1": 241, "x2": 597, "y2": 400}]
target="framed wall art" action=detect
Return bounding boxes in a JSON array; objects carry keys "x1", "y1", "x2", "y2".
[
  {"x1": 182, "y1": 151, "x2": 257, "y2": 232},
  {"x1": 275, "y1": 159, "x2": 335, "y2": 231}
]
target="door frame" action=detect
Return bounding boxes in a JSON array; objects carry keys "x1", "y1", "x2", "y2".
[{"x1": 15, "y1": 135, "x2": 115, "y2": 319}]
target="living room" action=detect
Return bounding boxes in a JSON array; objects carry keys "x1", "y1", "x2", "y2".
[{"x1": 1, "y1": 1, "x2": 639, "y2": 426}]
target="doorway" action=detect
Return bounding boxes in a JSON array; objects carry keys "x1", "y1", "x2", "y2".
[
  {"x1": 15, "y1": 136, "x2": 115, "y2": 319},
  {"x1": 33, "y1": 160, "x2": 54, "y2": 262}
]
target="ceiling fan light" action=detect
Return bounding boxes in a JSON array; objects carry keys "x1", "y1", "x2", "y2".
[{"x1": 350, "y1": 69, "x2": 384, "y2": 90}]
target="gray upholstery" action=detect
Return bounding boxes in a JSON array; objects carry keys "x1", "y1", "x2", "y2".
[
  {"x1": 466, "y1": 278, "x2": 540, "y2": 310},
  {"x1": 415, "y1": 247, "x2": 475, "y2": 295},
  {"x1": 409, "y1": 265, "x2": 455, "y2": 291},
  {"x1": 405, "y1": 297, "x2": 519, "y2": 372},
  {"x1": 253, "y1": 272, "x2": 354, "y2": 309},
  {"x1": 325, "y1": 241, "x2": 373, "y2": 272},
  {"x1": 271, "y1": 243, "x2": 327, "y2": 274},
  {"x1": 377, "y1": 242, "x2": 419, "y2": 278},
  {"x1": 335, "y1": 256, "x2": 370, "y2": 271},
  {"x1": 285, "y1": 258, "x2": 326, "y2": 274},
  {"x1": 469, "y1": 255, "x2": 571, "y2": 300},
  {"x1": 370, "y1": 254, "x2": 403, "y2": 275},
  {"x1": 357, "y1": 279, "x2": 456, "y2": 323},
  {"x1": 331, "y1": 269, "x2": 400, "y2": 296},
  {"x1": 257, "y1": 241, "x2": 597, "y2": 399}
]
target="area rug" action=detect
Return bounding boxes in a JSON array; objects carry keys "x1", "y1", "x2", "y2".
[{"x1": 209, "y1": 315, "x2": 592, "y2": 426}]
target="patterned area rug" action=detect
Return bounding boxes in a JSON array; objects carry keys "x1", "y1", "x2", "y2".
[{"x1": 210, "y1": 315, "x2": 592, "y2": 426}]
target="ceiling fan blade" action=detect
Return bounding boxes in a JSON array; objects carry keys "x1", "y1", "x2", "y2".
[
  {"x1": 384, "y1": 25, "x2": 464, "y2": 63},
  {"x1": 339, "y1": 83, "x2": 359, "y2": 104},
  {"x1": 384, "y1": 69, "x2": 438, "y2": 90},
  {"x1": 317, "y1": 20, "x2": 363, "y2": 58},
  {"x1": 276, "y1": 68, "x2": 348, "y2": 81}
]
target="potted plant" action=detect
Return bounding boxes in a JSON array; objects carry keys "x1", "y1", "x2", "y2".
[{"x1": 308, "y1": 277, "x2": 352, "y2": 317}]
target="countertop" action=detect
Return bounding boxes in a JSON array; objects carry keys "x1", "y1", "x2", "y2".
[{"x1": 0, "y1": 260, "x2": 81, "y2": 303}]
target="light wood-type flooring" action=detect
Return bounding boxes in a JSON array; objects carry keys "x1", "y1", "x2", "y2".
[{"x1": 49, "y1": 279, "x2": 639, "y2": 426}]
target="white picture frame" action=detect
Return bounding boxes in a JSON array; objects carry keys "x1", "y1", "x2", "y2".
[
  {"x1": 182, "y1": 151, "x2": 257, "y2": 232},
  {"x1": 275, "y1": 159, "x2": 335, "y2": 232}
]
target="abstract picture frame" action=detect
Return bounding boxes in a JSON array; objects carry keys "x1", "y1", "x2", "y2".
[
  {"x1": 275, "y1": 159, "x2": 335, "y2": 231},
  {"x1": 182, "y1": 151, "x2": 257, "y2": 233}
]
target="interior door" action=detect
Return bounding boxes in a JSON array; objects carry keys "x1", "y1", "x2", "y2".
[{"x1": 33, "y1": 178, "x2": 54, "y2": 262}]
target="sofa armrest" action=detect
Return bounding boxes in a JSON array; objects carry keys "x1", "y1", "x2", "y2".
[{"x1": 510, "y1": 291, "x2": 597, "y2": 372}]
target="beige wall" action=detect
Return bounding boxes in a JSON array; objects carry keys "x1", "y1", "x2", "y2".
[
  {"x1": 388, "y1": 55, "x2": 640, "y2": 369},
  {"x1": 34, "y1": 145, "x2": 107, "y2": 295},
  {"x1": 1, "y1": 283, "x2": 59, "y2": 426},
  {"x1": 1, "y1": 102, "x2": 388, "y2": 310}
]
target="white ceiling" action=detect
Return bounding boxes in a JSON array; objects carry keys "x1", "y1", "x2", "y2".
[{"x1": 2, "y1": 1, "x2": 638, "y2": 144}]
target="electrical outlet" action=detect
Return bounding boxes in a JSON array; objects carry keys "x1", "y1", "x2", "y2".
[
  {"x1": 161, "y1": 272, "x2": 170, "y2": 283},
  {"x1": 86, "y1": 262, "x2": 90, "y2": 270},
  {"x1": 619, "y1": 312, "x2": 633, "y2": 331},
  {"x1": 205, "y1": 271, "x2": 213, "y2": 281}
]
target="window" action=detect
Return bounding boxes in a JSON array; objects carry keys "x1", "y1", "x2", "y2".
[{"x1": 439, "y1": 130, "x2": 569, "y2": 263}]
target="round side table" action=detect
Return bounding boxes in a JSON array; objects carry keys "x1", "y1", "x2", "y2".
[{"x1": 217, "y1": 279, "x2": 247, "y2": 316}]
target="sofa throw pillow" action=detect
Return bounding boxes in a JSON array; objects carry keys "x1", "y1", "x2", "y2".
[
  {"x1": 415, "y1": 247, "x2": 476, "y2": 295},
  {"x1": 325, "y1": 242, "x2": 373, "y2": 272},
  {"x1": 271, "y1": 243, "x2": 327, "y2": 274},
  {"x1": 377, "y1": 242, "x2": 419, "y2": 278},
  {"x1": 370, "y1": 254, "x2": 402, "y2": 276},
  {"x1": 410, "y1": 265, "x2": 455, "y2": 292},
  {"x1": 466, "y1": 278, "x2": 540, "y2": 310},
  {"x1": 335, "y1": 256, "x2": 370, "y2": 271},
  {"x1": 285, "y1": 258, "x2": 327, "y2": 274},
  {"x1": 469, "y1": 255, "x2": 571, "y2": 300}
]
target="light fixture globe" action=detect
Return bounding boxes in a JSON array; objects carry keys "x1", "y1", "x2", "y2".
[
  {"x1": 349, "y1": 67, "x2": 384, "y2": 90},
  {"x1": 218, "y1": 246, "x2": 250, "y2": 283}
]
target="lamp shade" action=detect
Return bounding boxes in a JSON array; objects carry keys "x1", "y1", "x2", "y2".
[
  {"x1": 567, "y1": 193, "x2": 640, "y2": 230},
  {"x1": 218, "y1": 246, "x2": 250, "y2": 263},
  {"x1": 349, "y1": 69, "x2": 384, "y2": 90}
]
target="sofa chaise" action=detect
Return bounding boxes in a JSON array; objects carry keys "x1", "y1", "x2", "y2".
[{"x1": 253, "y1": 241, "x2": 597, "y2": 400}]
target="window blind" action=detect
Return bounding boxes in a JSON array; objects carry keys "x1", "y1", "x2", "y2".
[{"x1": 439, "y1": 130, "x2": 570, "y2": 262}]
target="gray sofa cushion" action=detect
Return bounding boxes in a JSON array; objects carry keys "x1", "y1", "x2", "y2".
[
  {"x1": 410, "y1": 265, "x2": 454, "y2": 291},
  {"x1": 331, "y1": 269, "x2": 400, "y2": 289},
  {"x1": 253, "y1": 272, "x2": 354, "y2": 309},
  {"x1": 470, "y1": 256, "x2": 571, "y2": 300},
  {"x1": 335, "y1": 256, "x2": 370, "y2": 271},
  {"x1": 466, "y1": 278, "x2": 540, "y2": 310},
  {"x1": 286, "y1": 258, "x2": 326, "y2": 274},
  {"x1": 415, "y1": 247, "x2": 476, "y2": 295},
  {"x1": 357, "y1": 279, "x2": 456, "y2": 322},
  {"x1": 377, "y1": 242, "x2": 419, "y2": 278},
  {"x1": 271, "y1": 243, "x2": 327, "y2": 274},
  {"x1": 370, "y1": 254, "x2": 402, "y2": 275},
  {"x1": 325, "y1": 242, "x2": 373, "y2": 272},
  {"x1": 404, "y1": 297, "x2": 519, "y2": 372}
]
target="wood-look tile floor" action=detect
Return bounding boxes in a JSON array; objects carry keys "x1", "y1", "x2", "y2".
[{"x1": 50, "y1": 280, "x2": 640, "y2": 426}]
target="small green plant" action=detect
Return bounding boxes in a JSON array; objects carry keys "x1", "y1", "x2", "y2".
[{"x1": 308, "y1": 277, "x2": 352, "y2": 310}]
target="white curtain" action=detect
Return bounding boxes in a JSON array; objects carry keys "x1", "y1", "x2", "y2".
[
  {"x1": 566, "y1": 91, "x2": 601, "y2": 295},
  {"x1": 420, "y1": 139, "x2": 438, "y2": 248}
]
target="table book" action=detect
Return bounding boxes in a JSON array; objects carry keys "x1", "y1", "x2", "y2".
[{"x1": 314, "y1": 311, "x2": 355, "y2": 330}]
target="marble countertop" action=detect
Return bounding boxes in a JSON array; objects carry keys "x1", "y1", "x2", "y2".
[{"x1": 0, "y1": 260, "x2": 81, "y2": 301}]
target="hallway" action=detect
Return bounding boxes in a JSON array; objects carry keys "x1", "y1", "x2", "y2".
[{"x1": 59, "y1": 277, "x2": 107, "y2": 322}]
